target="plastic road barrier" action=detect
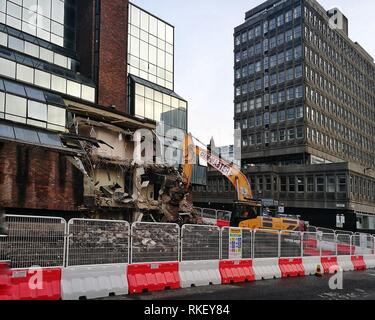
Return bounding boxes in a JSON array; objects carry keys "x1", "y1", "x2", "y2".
[
  {"x1": 219, "y1": 260, "x2": 255, "y2": 284},
  {"x1": 253, "y1": 258, "x2": 281, "y2": 280},
  {"x1": 363, "y1": 255, "x2": 375, "y2": 269},
  {"x1": 321, "y1": 257, "x2": 339, "y2": 274},
  {"x1": 61, "y1": 264, "x2": 128, "y2": 300},
  {"x1": 351, "y1": 256, "x2": 366, "y2": 271},
  {"x1": 127, "y1": 262, "x2": 180, "y2": 294},
  {"x1": 302, "y1": 257, "x2": 322, "y2": 276},
  {"x1": 179, "y1": 260, "x2": 221, "y2": 288},
  {"x1": 337, "y1": 256, "x2": 354, "y2": 272},
  {"x1": 0, "y1": 262, "x2": 11, "y2": 300},
  {"x1": 279, "y1": 258, "x2": 305, "y2": 277}
]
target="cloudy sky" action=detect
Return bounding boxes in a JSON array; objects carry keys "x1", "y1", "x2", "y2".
[{"x1": 131, "y1": 0, "x2": 375, "y2": 146}]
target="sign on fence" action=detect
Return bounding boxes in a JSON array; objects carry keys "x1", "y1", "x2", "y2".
[
  {"x1": 131, "y1": 222, "x2": 179, "y2": 263},
  {"x1": 67, "y1": 219, "x2": 129, "y2": 266},
  {"x1": 181, "y1": 224, "x2": 220, "y2": 261},
  {"x1": 0, "y1": 215, "x2": 66, "y2": 269},
  {"x1": 229, "y1": 228, "x2": 242, "y2": 260}
]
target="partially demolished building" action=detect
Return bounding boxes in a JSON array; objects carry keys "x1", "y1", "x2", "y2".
[{"x1": 0, "y1": 0, "x2": 195, "y2": 223}]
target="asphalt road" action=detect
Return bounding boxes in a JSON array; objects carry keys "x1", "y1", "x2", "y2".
[{"x1": 102, "y1": 269, "x2": 375, "y2": 300}]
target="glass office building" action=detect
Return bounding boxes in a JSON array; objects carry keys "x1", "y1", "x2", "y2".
[
  {"x1": 0, "y1": 0, "x2": 96, "y2": 134},
  {"x1": 128, "y1": 3, "x2": 188, "y2": 166}
]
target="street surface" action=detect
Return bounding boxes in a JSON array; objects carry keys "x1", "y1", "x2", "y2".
[{"x1": 102, "y1": 269, "x2": 375, "y2": 300}]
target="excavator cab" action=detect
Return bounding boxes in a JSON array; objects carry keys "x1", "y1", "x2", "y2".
[{"x1": 230, "y1": 200, "x2": 262, "y2": 227}]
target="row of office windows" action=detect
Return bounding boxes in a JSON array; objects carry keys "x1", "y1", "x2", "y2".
[
  {"x1": 0, "y1": 31, "x2": 77, "y2": 70},
  {"x1": 235, "y1": 62, "x2": 303, "y2": 83},
  {"x1": 235, "y1": 27, "x2": 302, "y2": 64},
  {"x1": 0, "y1": 0, "x2": 67, "y2": 47},
  {"x1": 0, "y1": 56, "x2": 95, "y2": 102},
  {"x1": 306, "y1": 106, "x2": 373, "y2": 153},
  {"x1": 236, "y1": 106, "x2": 304, "y2": 127},
  {"x1": 305, "y1": 45, "x2": 374, "y2": 112},
  {"x1": 305, "y1": 82, "x2": 374, "y2": 138},
  {"x1": 242, "y1": 127, "x2": 304, "y2": 147},
  {"x1": 304, "y1": 5, "x2": 375, "y2": 83},
  {"x1": 306, "y1": 127, "x2": 374, "y2": 169},
  {"x1": 235, "y1": 5, "x2": 302, "y2": 46},
  {"x1": 0, "y1": 78, "x2": 65, "y2": 131}
]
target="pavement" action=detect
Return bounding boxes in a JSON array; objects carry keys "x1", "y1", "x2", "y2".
[{"x1": 101, "y1": 269, "x2": 375, "y2": 300}]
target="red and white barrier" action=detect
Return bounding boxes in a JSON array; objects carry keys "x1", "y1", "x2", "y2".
[
  {"x1": 321, "y1": 257, "x2": 339, "y2": 274},
  {"x1": 127, "y1": 262, "x2": 180, "y2": 294},
  {"x1": 351, "y1": 256, "x2": 366, "y2": 271},
  {"x1": 253, "y1": 258, "x2": 281, "y2": 280},
  {"x1": 179, "y1": 260, "x2": 221, "y2": 288},
  {"x1": 337, "y1": 256, "x2": 354, "y2": 272},
  {"x1": 302, "y1": 257, "x2": 322, "y2": 275},
  {"x1": 61, "y1": 264, "x2": 128, "y2": 300},
  {"x1": 279, "y1": 258, "x2": 304, "y2": 277},
  {"x1": 8, "y1": 268, "x2": 62, "y2": 300},
  {"x1": 219, "y1": 260, "x2": 255, "y2": 284}
]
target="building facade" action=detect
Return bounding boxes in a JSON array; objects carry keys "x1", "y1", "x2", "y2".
[
  {"x1": 0, "y1": 0, "x2": 192, "y2": 222},
  {"x1": 194, "y1": 0, "x2": 375, "y2": 232}
]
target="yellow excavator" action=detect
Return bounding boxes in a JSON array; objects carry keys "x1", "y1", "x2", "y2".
[{"x1": 183, "y1": 133, "x2": 306, "y2": 231}]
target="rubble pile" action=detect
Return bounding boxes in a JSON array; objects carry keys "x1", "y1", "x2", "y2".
[
  {"x1": 182, "y1": 225, "x2": 220, "y2": 261},
  {"x1": 68, "y1": 220, "x2": 129, "y2": 265},
  {"x1": 131, "y1": 224, "x2": 179, "y2": 263}
]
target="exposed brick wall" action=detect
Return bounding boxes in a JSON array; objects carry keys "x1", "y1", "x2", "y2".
[
  {"x1": 97, "y1": 0, "x2": 129, "y2": 113},
  {"x1": 76, "y1": 0, "x2": 95, "y2": 80},
  {"x1": 0, "y1": 142, "x2": 83, "y2": 212}
]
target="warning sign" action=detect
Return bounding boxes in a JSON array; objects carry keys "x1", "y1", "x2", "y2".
[{"x1": 229, "y1": 228, "x2": 242, "y2": 260}]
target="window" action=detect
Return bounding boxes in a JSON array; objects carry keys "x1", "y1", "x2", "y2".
[
  {"x1": 295, "y1": 65, "x2": 302, "y2": 78},
  {"x1": 316, "y1": 176, "x2": 325, "y2": 192},
  {"x1": 28, "y1": 101, "x2": 47, "y2": 122},
  {"x1": 271, "y1": 112, "x2": 277, "y2": 124},
  {"x1": 285, "y1": 10, "x2": 293, "y2": 23},
  {"x1": 286, "y1": 30, "x2": 293, "y2": 42},
  {"x1": 0, "y1": 57, "x2": 16, "y2": 78},
  {"x1": 287, "y1": 108, "x2": 295, "y2": 120},
  {"x1": 338, "y1": 175, "x2": 347, "y2": 193},
  {"x1": 281, "y1": 177, "x2": 287, "y2": 192},
  {"x1": 296, "y1": 127, "x2": 304, "y2": 139},
  {"x1": 297, "y1": 176, "x2": 305, "y2": 192},
  {"x1": 289, "y1": 176, "x2": 295, "y2": 192},
  {"x1": 327, "y1": 176, "x2": 336, "y2": 193},
  {"x1": 307, "y1": 176, "x2": 314, "y2": 192},
  {"x1": 288, "y1": 128, "x2": 295, "y2": 140},
  {"x1": 279, "y1": 110, "x2": 286, "y2": 122},
  {"x1": 5, "y1": 94, "x2": 27, "y2": 118},
  {"x1": 279, "y1": 130, "x2": 286, "y2": 141},
  {"x1": 48, "y1": 105, "x2": 66, "y2": 127}
]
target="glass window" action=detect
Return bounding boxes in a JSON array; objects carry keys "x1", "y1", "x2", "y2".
[
  {"x1": 34, "y1": 70, "x2": 51, "y2": 89},
  {"x1": 25, "y1": 86, "x2": 45, "y2": 101},
  {"x1": 297, "y1": 176, "x2": 304, "y2": 192},
  {"x1": 81, "y1": 85, "x2": 95, "y2": 102},
  {"x1": 0, "y1": 91, "x2": 4, "y2": 112},
  {"x1": 66, "y1": 80, "x2": 81, "y2": 97},
  {"x1": 28, "y1": 100, "x2": 47, "y2": 121},
  {"x1": 288, "y1": 128, "x2": 295, "y2": 140},
  {"x1": 289, "y1": 176, "x2": 295, "y2": 192},
  {"x1": 51, "y1": 74, "x2": 67, "y2": 93},
  {"x1": 327, "y1": 176, "x2": 336, "y2": 193},
  {"x1": 338, "y1": 176, "x2": 347, "y2": 193},
  {"x1": 316, "y1": 176, "x2": 325, "y2": 192},
  {"x1": 4, "y1": 80, "x2": 25, "y2": 95},
  {"x1": 0, "y1": 57, "x2": 16, "y2": 78},
  {"x1": 307, "y1": 176, "x2": 314, "y2": 192},
  {"x1": 16, "y1": 64, "x2": 34, "y2": 83},
  {"x1": 5, "y1": 94, "x2": 27, "y2": 117},
  {"x1": 48, "y1": 105, "x2": 65, "y2": 126},
  {"x1": 24, "y1": 42, "x2": 39, "y2": 57},
  {"x1": 9, "y1": 36, "x2": 24, "y2": 52}
]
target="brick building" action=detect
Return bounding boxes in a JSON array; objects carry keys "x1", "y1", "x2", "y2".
[{"x1": 0, "y1": 0, "x2": 190, "y2": 221}]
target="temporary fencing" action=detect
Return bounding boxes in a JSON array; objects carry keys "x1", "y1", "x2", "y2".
[
  {"x1": 0, "y1": 215, "x2": 66, "y2": 300},
  {"x1": 179, "y1": 224, "x2": 221, "y2": 288},
  {"x1": 220, "y1": 227, "x2": 254, "y2": 284},
  {"x1": 1, "y1": 213, "x2": 375, "y2": 300},
  {"x1": 62, "y1": 219, "x2": 130, "y2": 300},
  {"x1": 128, "y1": 222, "x2": 180, "y2": 294}
]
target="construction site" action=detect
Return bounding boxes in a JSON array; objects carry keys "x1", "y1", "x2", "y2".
[{"x1": 1, "y1": 0, "x2": 375, "y2": 305}]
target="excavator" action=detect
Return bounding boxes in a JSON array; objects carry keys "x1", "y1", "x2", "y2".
[{"x1": 182, "y1": 133, "x2": 306, "y2": 232}]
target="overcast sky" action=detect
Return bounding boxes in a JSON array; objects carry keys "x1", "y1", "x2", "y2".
[{"x1": 131, "y1": 0, "x2": 375, "y2": 146}]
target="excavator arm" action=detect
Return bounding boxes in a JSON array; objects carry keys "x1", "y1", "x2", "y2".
[{"x1": 182, "y1": 133, "x2": 253, "y2": 202}]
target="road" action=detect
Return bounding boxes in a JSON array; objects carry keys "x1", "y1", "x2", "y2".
[{"x1": 102, "y1": 269, "x2": 375, "y2": 300}]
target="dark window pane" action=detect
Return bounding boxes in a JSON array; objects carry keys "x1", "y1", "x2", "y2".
[
  {"x1": 38, "y1": 131, "x2": 62, "y2": 147},
  {"x1": 0, "y1": 123, "x2": 15, "y2": 139},
  {"x1": 44, "y1": 92, "x2": 65, "y2": 106},
  {"x1": 0, "y1": 79, "x2": 4, "y2": 91},
  {"x1": 25, "y1": 87, "x2": 46, "y2": 102},
  {"x1": 14, "y1": 126, "x2": 40, "y2": 144},
  {"x1": 4, "y1": 80, "x2": 26, "y2": 96}
]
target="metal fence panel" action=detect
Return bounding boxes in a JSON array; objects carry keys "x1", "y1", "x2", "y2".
[
  {"x1": 181, "y1": 224, "x2": 220, "y2": 261},
  {"x1": 320, "y1": 233, "x2": 337, "y2": 256},
  {"x1": 253, "y1": 229, "x2": 279, "y2": 259},
  {"x1": 67, "y1": 219, "x2": 129, "y2": 266},
  {"x1": 280, "y1": 231, "x2": 302, "y2": 258},
  {"x1": 352, "y1": 234, "x2": 374, "y2": 255},
  {"x1": 221, "y1": 227, "x2": 252, "y2": 260},
  {"x1": 302, "y1": 232, "x2": 321, "y2": 257},
  {"x1": 336, "y1": 234, "x2": 351, "y2": 256},
  {"x1": 0, "y1": 215, "x2": 66, "y2": 269},
  {"x1": 131, "y1": 222, "x2": 179, "y2": 263}
]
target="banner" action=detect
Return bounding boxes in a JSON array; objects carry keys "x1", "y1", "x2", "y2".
[{"x1": 229, "y1": 228, "x2": 242, "y2": 260}]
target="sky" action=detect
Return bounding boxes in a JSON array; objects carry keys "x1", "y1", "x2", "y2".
[{"x1": 131, "y1": 0, "x2": 375, "y2": 146}]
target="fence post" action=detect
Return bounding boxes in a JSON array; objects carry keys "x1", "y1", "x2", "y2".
[
  {"x1": 301, "y1": 232, "x2": 304, "y2": 257},
  {"x1": 252, "y1": 230, "x2": 255, "y2": 260},
  {"x1": 277, "y1": 231, "x2": 281, "y2": 258}
]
